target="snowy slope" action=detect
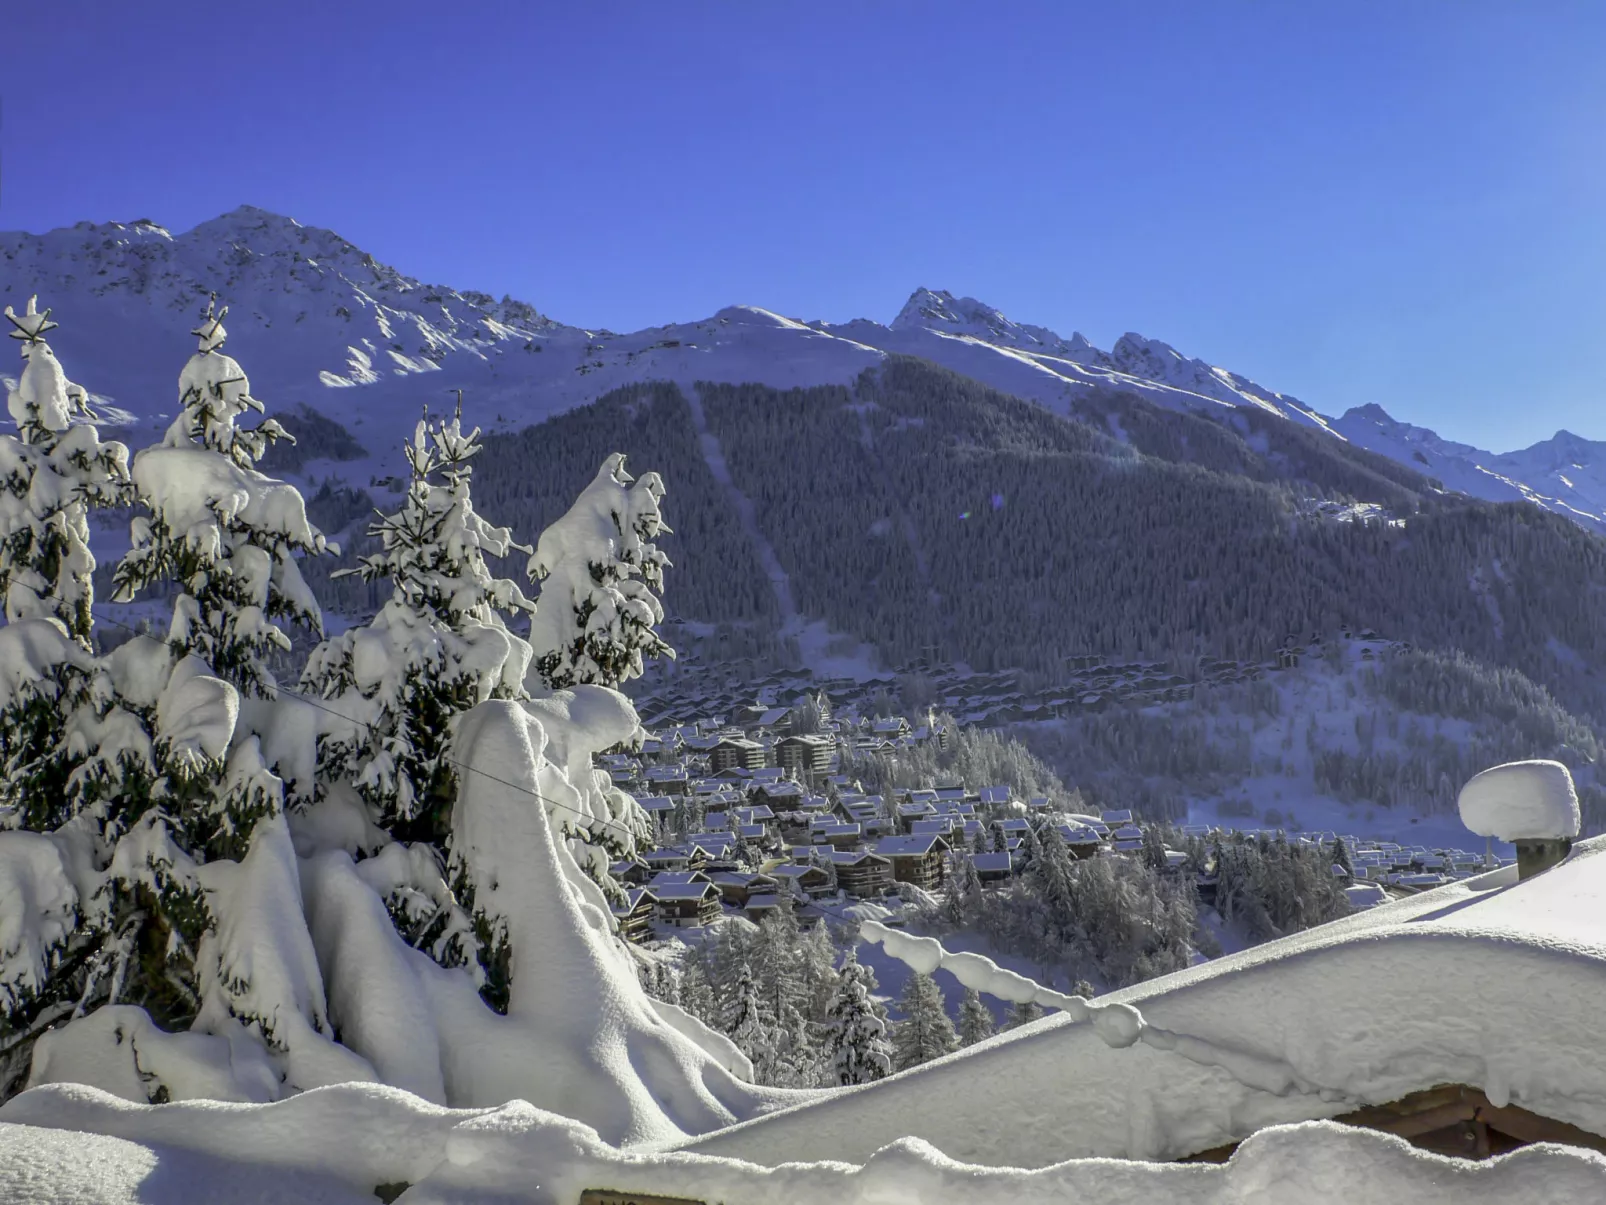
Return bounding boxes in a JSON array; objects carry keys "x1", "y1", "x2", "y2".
[{"x1": 4, "y1": 210, "x2": 1605, "y2": 530}]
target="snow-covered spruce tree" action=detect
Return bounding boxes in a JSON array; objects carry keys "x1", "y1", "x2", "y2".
[
  {"x1": 303, "y1": 405, "x2": 535, "y2": 1006},
  {"x1": 943, "y1": 850, "x2": 983, "y2": 927},
  {"x1": 891, "y1": 971, "x2": 958, "y2": 1071},
  {"x1": 526, "y1": 453, "x2": 675, "y2": 690},
  {"x1": 0, "y1": 299, "x2": 130, "y2": 829},
  {"x1": 1330, "y1": 836, "x2": 1354, "y2": 876},
  {"x1": 724, "y1": 962, "x2": 776, "y2": 1071},
  {"x1": 823, "y1": 950, "x2": 892, "y2": 1086},
  {"x1": 113, "y1": 297, "x2": 326, "y2": 707},
  {"x1": 94, "y1": 298, "x2": 333, "y2": 1032},
  {"x1": 304, "y1": 406, "x2": 535, "y2": 844},
  {"x1": 957, "y1": 987, "x2": 995, "y2": 1047},
  {"x1": 0, "y1": 298, "x2": 131, "y2": 642},
  {"x1": 1028, "y1": 820, "x2": 1078, "y2": 951}
]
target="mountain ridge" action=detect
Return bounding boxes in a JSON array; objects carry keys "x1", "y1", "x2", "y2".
[{"x1": 4, "y1": 207, "x2": 1605, "y2": 532}]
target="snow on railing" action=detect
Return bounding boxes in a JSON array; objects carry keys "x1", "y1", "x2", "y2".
[{"x1": 859, "y1": 921, "x2": 1333, "y2": 1098}]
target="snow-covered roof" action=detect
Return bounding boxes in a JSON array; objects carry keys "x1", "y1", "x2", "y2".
[
  {"x1": 769, "y1": 863, "x2": 827, "y2": 880},
  {"x1": 827, "y1": 849, "x2": 890, "y2": 866},
  {"x1": 685, "y1": 835, "x2": 1606, "y2": 1169},
  {"x1": 647, "y1": 870, "x2": 709, "y2": 889},
  {"x1": 875, "y1": 834, "x2": 947, "y2": 857},
  {"x1": 811, "y1": 823, "x2": 860, "y2": 838},
  {"x1": 650, "y1": 882, "x2": 718, "y2": 902}
]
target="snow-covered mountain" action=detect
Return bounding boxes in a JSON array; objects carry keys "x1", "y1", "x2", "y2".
[
  {"x1": 1332, "y1": 404, "x2": 1606, "y2": 531},
  {"x1": 3, "y1": 208, "x2": 1604, "y2": 531}
]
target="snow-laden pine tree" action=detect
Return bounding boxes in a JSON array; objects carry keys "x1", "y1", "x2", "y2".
[
  {"x1": 943, "y1": 851, "x2": 983, "y2": 926},
  {"x1": 302, "y1": 405, "x2": 537, "y2": 1007},
  {"x1": 0, "y1": 299, "x2": 130, "y2": 829},
  {"x1": 823, "y1": 950, "x2": 892, "y2": 1086},
  {"x1": 1029, "y1": 820, "x2": 1078, "y2": 951},
  {"x1": 891, "y1": 971, "x2": 958, "y2": 1071},
  {"x1": 957, "y1": 987, "x2": 995, "y2": 1047},
  {"x1": 2, "y1": 298, "x2": 367, "y2": 1103},
  {"x1": 1330, "y1": 836, "x2": 1354, "y2": 876},
  {"x1": 304, "y1": 405, "x2": 536, "y2": 842},
  {"x1": 526, "y1": 453, "x2": 675, "y2": 690},
  {"x1": 113, "y1": 298, "x2": 326, "y2": 703},
  {"x1": 89, "y1": 298, "x2": 348, "y2": 1056},
  {"x1": 725, "y1": 962, "x2": 775, "y2": 1071},
  {"x1": 0, "y1": 298, "x2": 131, "y2": 641}
]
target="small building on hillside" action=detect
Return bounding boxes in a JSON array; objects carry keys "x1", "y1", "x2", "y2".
[
  {"x1": 1058, "y1": 824, "x2": 1103, "y2": 860},
  {"x1": 875, "y1": 833, "x2": 950, "y2": 891},
  {"x1": 872, "y1": 716, "x2": 911, "y2": 739},
  {"x1": 775, "y1": 733, "x2": 834, "y2": 784},
  {"x1": 635, "y1": 795, "x2": 678, "y2": 834},
  {"x1": 612, "y1": 888, "x2": 656, "y2": 944},
  {"x1": 768, "y1": 862, "x2": 834, "y2": 899},
  {"x1": 752, "y1": 780, "x2": 806, "y2": 808},
  {"x1": 710, "y1": 737, "x2": 766, "y2": 774},
  {"x1": 811, "y1": 821, "x2": 863, "y2": 852},
  {"x1": 643, "y1": 765, "x2": 691, "y2": 796},
  {"x1": 896, "y1": 801, "x2": 937, "y2": 833},
  {"x1": 743, "y1": 893, "x2": 794, "y2": 923},
  {"x1": 708, "y1": 871, "x2": 779, "y2": 908},
  {"x1": 971, "y1": 851, "x2": 1015, "y2": 883},
  {"x1": 642, "y1": 846, "x2": 709, "y2": 876},
  {"x1": 610, "y1": 857, "x2": 651, "y2": 886},
  {"x1": 650, "y1": 879, "x2": 721, "y2": 928},
  {"x1": 830, "y1": 849, "x2": 894, "y2": 898}
]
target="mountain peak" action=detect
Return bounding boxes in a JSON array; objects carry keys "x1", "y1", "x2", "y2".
[
  {"x1": 891, "y1": 287, "x2": 969, "y2": 330},
  {"x1": 890, "y1": 287, "x2": 1087, "y2": 358},
  {"x1": 1342, "y1": 402, "x2": 1398, "y2": 426}
]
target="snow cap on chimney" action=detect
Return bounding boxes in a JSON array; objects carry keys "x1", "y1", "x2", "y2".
[{"x1": 1458, "y1": 760, "x2": 1580, "y2": 880}]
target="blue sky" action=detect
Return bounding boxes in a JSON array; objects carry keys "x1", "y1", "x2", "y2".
[{"x1": 4, "y1": 1, "x2": 1603, "y2": 450}]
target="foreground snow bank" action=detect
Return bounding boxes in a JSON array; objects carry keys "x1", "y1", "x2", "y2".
[
  {"x1": 3, "y1": 1081, "x2": 1605, "y2": 1205},
  {"x1": 298, "y1": 697, "x2": 782, "y2": 1144},
  {"x1": 693, "y1": 842, "x2": 1606, "y2": 1167}
]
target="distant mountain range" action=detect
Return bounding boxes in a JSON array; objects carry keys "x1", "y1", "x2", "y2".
[{"x1": 3, "y1": 206, "x2": 1605, "y2": 532}]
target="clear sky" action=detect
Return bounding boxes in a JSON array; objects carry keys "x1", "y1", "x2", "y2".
[{"x1": 4, "y1": 1, "x2": 1603, "y2": 451}]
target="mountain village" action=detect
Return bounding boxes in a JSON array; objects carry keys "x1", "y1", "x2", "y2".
[{"x1": 605, "y1": 641, "x2": 1502, "y2": 944}]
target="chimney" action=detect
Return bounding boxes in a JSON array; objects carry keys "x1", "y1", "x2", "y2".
[
  {"x1": 1457, "y1": 760, "x2": 1581, "y2": 881},
  {"x1": 1514, "y1": 836, "x2": 1574, "y2": 881}
]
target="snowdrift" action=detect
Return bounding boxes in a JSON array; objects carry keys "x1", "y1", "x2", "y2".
[
  {"x1": 5, "y1": 1080, "x2": 1606, "y2": 1204},
  {"x1": 17, "y1": 692, "x2": 791, "y2": 1144}
]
